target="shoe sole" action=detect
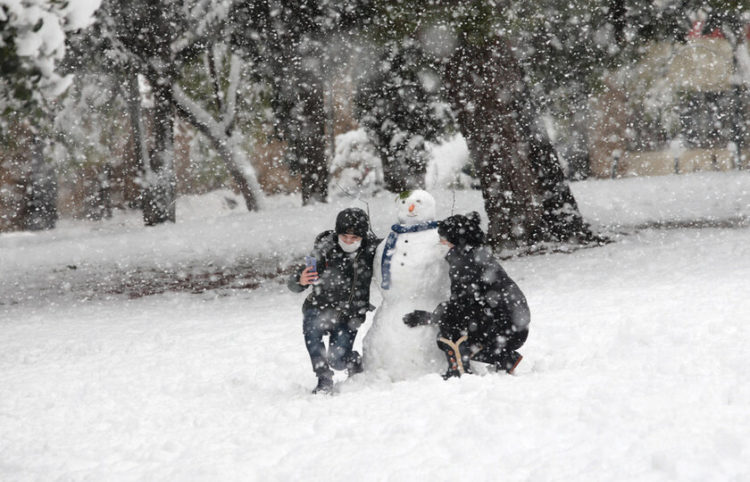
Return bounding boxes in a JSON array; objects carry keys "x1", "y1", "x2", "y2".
[{"x1": 508, "y1": 355, "x2": 523, "y2": 375}]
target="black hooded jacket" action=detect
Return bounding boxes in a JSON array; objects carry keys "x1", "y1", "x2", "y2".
[
  {"x1": 288, "y1": 230, "x2": 380, "y2": 321},
  {"x1": 434, "y1": 244, "x2": 530, "y2": 346}
]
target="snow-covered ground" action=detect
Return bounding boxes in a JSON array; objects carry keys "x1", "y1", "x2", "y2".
[{"x1": 1, "y1": 171, "x2": 750, "y2": 480}]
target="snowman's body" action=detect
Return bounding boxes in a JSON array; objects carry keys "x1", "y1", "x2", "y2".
[{"x1": 363, "y1": 191, "x2": 450, "y2": 380}]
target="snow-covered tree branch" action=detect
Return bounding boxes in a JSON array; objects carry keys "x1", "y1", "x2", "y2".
[
  {"x1": 171, "y1": 52, "x2": 264, "y2": 212},
  {"x1": 0, "y1": 0, "x2": 101, "y2": 114}
]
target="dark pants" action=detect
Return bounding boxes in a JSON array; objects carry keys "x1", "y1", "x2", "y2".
[
  {"x1": 471, "y1": 328, "x2": 529, "y2": 365},
  {"x1": 438, "y1": 317, "x2": 528, "y2": 364},
  {"x1": 303, "y1": 308, "x2": 360, "y2": 377}
]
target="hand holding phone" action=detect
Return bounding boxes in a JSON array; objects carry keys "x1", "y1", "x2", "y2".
[
  {"x1": 301, "y1": 256, "x2": 319, "y2": 285},
  {"x1": 305, "y1": 256, "x2": 317, "y2": 272}
]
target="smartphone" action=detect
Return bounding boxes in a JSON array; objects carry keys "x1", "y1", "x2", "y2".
[
  {"x1": 304, "y1": 256, "x2": 319, "y2": 283},
  {"x1": 305, "y1": 256, "x2": 317, "y2": 272}
]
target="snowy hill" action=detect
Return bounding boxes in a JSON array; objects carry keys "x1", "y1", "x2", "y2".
[{"x1": 1, "y1": 171, "x2": 750, "y2": 480}]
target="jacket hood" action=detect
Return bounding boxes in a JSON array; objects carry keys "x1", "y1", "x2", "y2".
[
  {"x1": 438, "y1": 211, "x2": 485, "y2": 247},
  {"x1": 335, "y1": 208, "x2": 370, "y2": 238}
]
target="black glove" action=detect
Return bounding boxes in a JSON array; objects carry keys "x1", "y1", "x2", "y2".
[{"x1": 403, "y1": 310, "x2": 432, "y2": 327}]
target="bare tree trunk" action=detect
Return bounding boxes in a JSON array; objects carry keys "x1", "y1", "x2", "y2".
[
  {"x1": 141, "y1": 2, "x2": 176, "y2": 226},
  {"x1": 564, "y1": 90, "x2": 593, "y2": 180},
  {"x1": 207, "y1": 134, "x2": 261, "y2": 211},
  {"x1": 173, "y1": 102, "x2": 262, "y2": 211},
  {"x1": 294, "y1": 71, "x2": 328, "y2": 205},
  {"x1": 171, "y1": 59, "x2": 263, "y2": 212},
  {"x1": 516, "y1": 88, "x2": 596, "y2": 243},
  {"x1": 142, "y1": 82, "x2": 176, "y2": 225},
  {"x1": 444, "y1": 35, "x2": 544, "y2": 251},
  {"x1": 24, "y1": 131, "x2": 57, "y2": 231},
  {"x1": 445, "y1": 33, "x2": 597, "y2": 250},
  {"x1": 124, "y1": 67, "x2": 146, "y2": 209},
  {"x1": 609, "y1": 0, "x2": 626, "y2": 46},
  {"x1": 728, "y1": 26, "x2": 748, "y2": 170}
]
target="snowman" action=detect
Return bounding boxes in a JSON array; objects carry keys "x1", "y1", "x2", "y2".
[{"x1": 363, "y1": 190, "x2": 451, "y2": 380}]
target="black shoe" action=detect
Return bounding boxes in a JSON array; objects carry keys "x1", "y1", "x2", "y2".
[
  {"x1": 347, "y1": 362, "x2": 363, "y2": 377},
  {"x1": 312, "y1": 375, "x2": 334, "y2": 394},
  {"x1": 345, "y1": 351, "x2": 363, "y2": 377},
  {"x1": 496, "y1": 351, "x2": 523, "y2": 374}
]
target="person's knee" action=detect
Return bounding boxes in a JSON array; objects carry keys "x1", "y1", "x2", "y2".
[
  {"x1": 302, "y1": 309, "x2": 320, "y2": 329},
  {"x1": 328, "y1": 356, "x2": 346, "y2": 370},
  {"x1": 507, "y1": 328, "x2": 529, "y2": 351},
  {"x1": 303, "y1": 309, "x2": 336, "y2": 333},
  {"x1": 328, "y1": 333, "x2": 358, "y2": 370},
  {"x1": 303, "y1": 320, "x2": 325, "y2": 341},
  {"x1": 328, "y1": 347, "x2": 350, "y2": 370},
  {"x1": 493, "y1": 328, "x2": 528, "y2": 352}
]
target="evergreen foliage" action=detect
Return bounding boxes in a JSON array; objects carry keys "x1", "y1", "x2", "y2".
[{"x1": 353, "y1": 38, "x2": 451, "y2": 192}]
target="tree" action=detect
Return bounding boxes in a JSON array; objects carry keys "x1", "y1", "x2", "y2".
[
  {"x1": 1, "y1": 0, "x2": 100, "y2": 120},
  {"x1": 354, "y1": 38, "x2": 452, "y2": 192},
  {"x1": 230, "y1": 0, "x2": 371, "y2": 205},
  {"x1": 69, "y1": 0, "x2": 264, "y2": 225},
  {"x1": 81, "y1": 0, "x2": 178, "y2": 225},
  {"x1": 172, "y1": 49, "x2": 264, "y2": 211},
  {"x1": 694, "y1": 1, "x2": 749, "y2": 169},
  {"x1": 504, "y1": 0, "x2": 622, "y2": 180},
  {"x1": 437, "y1": 1, "x2": 595, "y2": 250},
  {"x1": 443, "y1": 33, "x2": 545, "y2": 250},
  {"x1": 53, "y1": 72, "x2": 127, "y2": 220},
  {"x1": 1, "y1": 0, "x2": 101, "y2": 231}
]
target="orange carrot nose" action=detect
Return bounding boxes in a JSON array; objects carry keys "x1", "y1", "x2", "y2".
[{"x1": 409, "y1": 204, "x2": 415, "y2": 213}]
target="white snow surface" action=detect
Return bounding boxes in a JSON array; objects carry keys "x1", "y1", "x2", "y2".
[{"x1": 2, "y1": 171, "x2": 750, "y2": 480}]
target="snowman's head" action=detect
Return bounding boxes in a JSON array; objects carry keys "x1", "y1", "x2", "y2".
[{"x1": 396, "y1": 190, "x2": 437, "y2": 225}]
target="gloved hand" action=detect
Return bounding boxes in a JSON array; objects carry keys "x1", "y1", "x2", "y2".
[{"x1": 402, "y1": 310, "x2": 432, "y2": 327}]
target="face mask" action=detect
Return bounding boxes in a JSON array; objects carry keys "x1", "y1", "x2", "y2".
[{"x1": 339, "y1": 238, "x2": 361, "y2": 253}]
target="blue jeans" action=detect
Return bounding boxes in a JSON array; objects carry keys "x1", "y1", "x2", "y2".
[{"x1": 303, "y1": 308, "x2": 360, "y2": 376}]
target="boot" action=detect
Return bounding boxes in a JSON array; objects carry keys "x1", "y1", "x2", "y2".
[
  {"x1": 312, "y1": 374, "x2": 334, "y2": 394},
  {"x1": 345, "y1": 351, "x2": 363, "y2": 377},
  {"x1": 312, "y1": 367, "x2": 334, "y2": 394},
  {"x1": 438, "y1": 335, "x2": 472, "y2": 379},
  {"x1": 496, "y1": 350, "x2": 523, "y2": 374}
]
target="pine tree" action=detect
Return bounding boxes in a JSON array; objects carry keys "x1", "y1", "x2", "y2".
[
  {"x1": 230, "y1": 0, "x2": 374, "y2": 204},
  {"x1": 354, "y1": 38, "x2": 451, "y2": 192},
  {"x1": 1, "y1": 0, "x2": 100, "y2": 231}
]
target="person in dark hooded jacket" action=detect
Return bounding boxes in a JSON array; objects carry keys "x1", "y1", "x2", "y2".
[
  {"x1": 288, "y1": 208, "x2": 380, "y2": 393},
  {"x1": 403, "y1": 212, "x2": 530, "y2": 378}
]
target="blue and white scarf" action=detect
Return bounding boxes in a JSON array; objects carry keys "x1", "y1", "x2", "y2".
[{"x1": 381, "y1": 221, "x2": 439, "y2": 290}]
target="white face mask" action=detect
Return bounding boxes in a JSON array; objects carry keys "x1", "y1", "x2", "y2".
[{"x1": 339, "y1": 238, "x2": 361, "y2": 253}]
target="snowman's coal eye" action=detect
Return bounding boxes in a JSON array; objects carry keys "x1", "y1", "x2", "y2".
[{"x1": 416, "y1": 200, "x2": 422, "y2": 203}]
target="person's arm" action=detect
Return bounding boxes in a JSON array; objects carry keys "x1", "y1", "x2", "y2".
[
  {"x1": 504, "y1": 280, "x2": 530, "y2": 330},
  {"x1": 287, "y1": 231, "x2": 330, "y2": 293},
  {"x1": 287, "y1": 264, "x2": 312, "y2": 293},
  {"x1": 487, "y1": 263, "x2": 530, "y2": 330}
]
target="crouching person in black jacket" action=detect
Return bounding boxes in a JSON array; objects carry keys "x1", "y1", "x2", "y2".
[
  {"x1": 288, "y1": 208, "x2": 380, "y2": 394},
  {"x1": 403, "y1": 212, "x2": 530, "y2": 379}
]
